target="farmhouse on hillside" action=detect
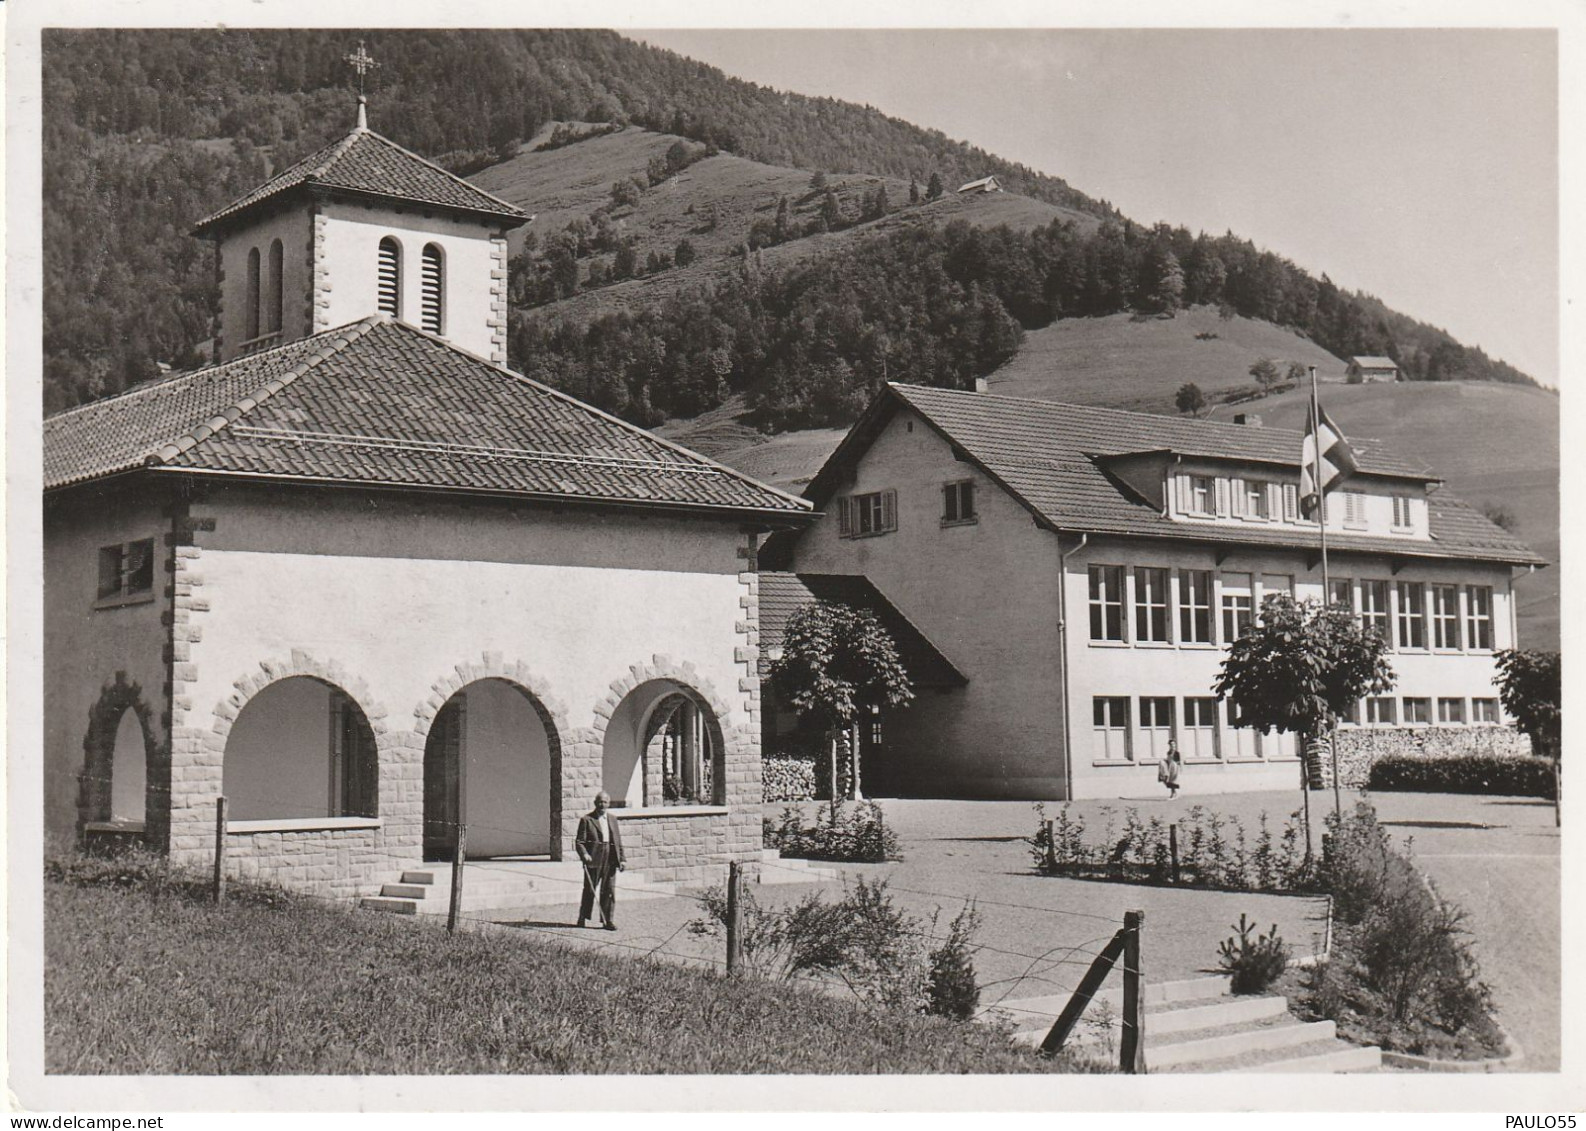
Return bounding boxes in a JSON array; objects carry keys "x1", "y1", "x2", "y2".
[
  {"x1": 956, "y1": 175, "x2": 1004, "y2": 194},
  {"x1": 1346, "y1": 355, "x2": 1401, "y2": 383},
  {"x1": 759, "y1": 383, "x2": 1544, "y2": 801},
  {"x1": 44, "y1": 95, "x2": 813, "y2": 898}
]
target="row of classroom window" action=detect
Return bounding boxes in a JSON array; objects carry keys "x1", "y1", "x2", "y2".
[
  {"x1": 1088, "y1": 566, "x2": 1495, "y2": 652},
  {"x1": 1092, "y1": 694, "x2": 1503, "y2": 763}
]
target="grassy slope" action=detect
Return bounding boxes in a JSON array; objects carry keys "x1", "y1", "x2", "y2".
[
  {"x1": 988, "y1": 305, "x2": 1348, "y2": 412},
  {"x1": 45, "y1": 874, "x2": 1077, "y2": 1075},
  {"x1": 472, "y1": 124, "x2": 1097, "y2": 325}
]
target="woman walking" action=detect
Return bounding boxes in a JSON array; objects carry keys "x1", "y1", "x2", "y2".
[{"x1": 1158, "y1": 739, "x2": 1184, "y2": 799}]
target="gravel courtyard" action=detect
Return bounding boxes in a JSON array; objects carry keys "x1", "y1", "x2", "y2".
[{"x1": 480, "y1": 788, "x2": 1558, "y2": 1070}]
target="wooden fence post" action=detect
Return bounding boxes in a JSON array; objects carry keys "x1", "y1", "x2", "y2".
[
  {"x1": 1039, "y1": 928, "x2": 1126, "y2": 1055},
  {"x1": 447, "y1": 824, "x2": 467, "y2": 934},
  {"x1": 1168, "y1": 823, "x2": 1180, "y2": 884},
  {"x1": 1120, "y1": 909, "x2": 1146, "y2": 1074},
  {"x1": 212, "y1": 796, "x2": 228, "y2": 906},
  {"x1": 1043, "y1": 818, "x2": 1057, "y2": 871},
  {"x1": 726, "y1": 860, "x2": 743, "y2": 974}
]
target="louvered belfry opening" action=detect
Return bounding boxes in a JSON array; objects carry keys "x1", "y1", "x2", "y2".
[
  {"x1": 420, "y1": 243, "x2": 444, "y2": 334},
  {"x1": 377, "y1": 236, "x2": 402, "y2": 317}
]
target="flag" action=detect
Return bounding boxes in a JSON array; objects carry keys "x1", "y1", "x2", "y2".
[{"x1": 1300, "y1": 403, "x2": 1358, "y2": 518}]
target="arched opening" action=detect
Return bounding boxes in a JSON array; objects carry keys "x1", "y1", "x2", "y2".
[
  {"x1": 245, "y1": 246, "x2": 261, "y2": 341},
  {"x1": 420, "y1": 243, "x2": 445, "y2": 335},
  {"x1": 109, "y1": 708, "x2": 148, "y2": 823},
  {"x1": 603, "y1": 679, "x2": 725, "y2": 808},
  {"x1": 266, "y1": 238, "x2": 284, "y2": 334},
  {"x1": 423, "y1": 678, "x2": 559, "y2": 862},
  {"x1": 223, "y1": 676, "x2": 378, "y2": 821},
  {"x1": 377, "y1": 236, "x2": 402, "y2": 318}
]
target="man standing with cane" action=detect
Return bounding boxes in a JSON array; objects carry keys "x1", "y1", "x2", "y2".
[{"x1": 576, "y1": 791, "x2": 624, "y2": 930}]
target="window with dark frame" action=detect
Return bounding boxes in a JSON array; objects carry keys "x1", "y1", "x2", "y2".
[
  {"x1": 1403, "y1": 697, "x2": 1432, "y2": 725},
  {"x1": 1366, "y1": 696, "x2": 1397, "y2": 725},
  {"x1": 1361, "y1": 580, "x2": 1390, "y2": 640},
  {"x1": 942, "y1": 480, "x2": 976, "y2": 525},
  {"x1": 1183, "y1": 697, "x2": 1220, "y2": 759},
  {"x1": 1437, "y1": 697, "x2": 1465, "y2": 725},
  {"x1": 1472, "y1": 698, "x2": 1500, "y2": 724},
  {"x1": 1088, "y1": 565, "x2": 1125, "y2": 642},
  {"x1": 1220, "y1": 572, "x2": 1254, "y2": 642},
  {"x1": 1139, "y1": 696, "x2": 1175, "y2": 760},
  {"x1": 97, "y1": 539, "x2": 155, "y2": 603}
]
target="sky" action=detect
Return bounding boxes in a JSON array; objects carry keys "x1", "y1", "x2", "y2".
[{"x1": 637, "y1": 29, "x2": 1559, "y2": 388}]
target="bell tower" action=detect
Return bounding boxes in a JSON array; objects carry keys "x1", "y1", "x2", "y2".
[{"x1": 192, "y1": 43, "x2": 529, "y2": 365}]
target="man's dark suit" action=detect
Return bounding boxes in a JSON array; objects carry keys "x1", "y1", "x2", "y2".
[{"x1": 575, "y1": 809, "x2": 625, "y2": 927}]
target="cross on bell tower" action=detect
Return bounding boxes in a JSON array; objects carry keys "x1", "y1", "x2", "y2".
[{"x1": 344, "y1": 40, "x2": 379, "y2": 130}]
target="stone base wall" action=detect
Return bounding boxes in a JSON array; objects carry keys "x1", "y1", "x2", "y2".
[
  {"x1": 1325, "y1": 725, "x2": 1531, "y2": 789},
  {"x1": 614, "y1": 808, "x2": 761, "y2": 886},
  {"x1": 222, "y1": 826, "x2": 416, "y2": 899}
]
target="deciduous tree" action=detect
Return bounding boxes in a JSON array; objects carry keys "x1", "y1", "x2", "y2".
[
  {"x1": 769, "y1": 602, "x2": 914, "y2": 805},
  {"x1": 1175, "y1": 382, "x2": 1207, "y2": 418}
]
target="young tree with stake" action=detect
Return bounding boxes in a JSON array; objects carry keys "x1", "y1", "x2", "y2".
[
  {"x1": 769, "y1": 602, "x2": 913, "y2": 808},
  {"x1": 1214, "y1": 595, "x2": 1395, "y2": 861}
]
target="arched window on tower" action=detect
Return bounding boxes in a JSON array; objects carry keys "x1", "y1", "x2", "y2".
[
  {"x1": 245, "y1": 247, "x2": 261, "y2": 341},
  {"x1": 420, "y1": 243, "x2": 445, "y2": 334},
  {"x1": 378, "y1": 237, "x2": 402, "y2": 318},
  {"x1": 266, "y1": 239, "x2": 284, "y2": 335}
]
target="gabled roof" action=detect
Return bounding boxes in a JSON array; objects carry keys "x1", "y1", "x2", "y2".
[
  {"x1": 804, "y1": 383, "x2": 1543, "y2": 567},
  {"x1": 758, "y1": 572, "x2": 967, "y2": 689},
  {"x1": 193, "y1": 126, "x2": 526, "y2": 235},
  {"x1": 1350, "y1": 356, "x2": 1399, "y2": 369},
  {"x1": 44, "y1": 317, "x2": 811, "y2": 521}
]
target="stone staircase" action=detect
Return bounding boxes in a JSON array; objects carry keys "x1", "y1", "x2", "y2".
[
  {"x1": 361, "y1": 851, "x2": 838, "y2": 915},
  {"x1": 981, "y1": 974, "x2": 1382, "y2": 1073}
]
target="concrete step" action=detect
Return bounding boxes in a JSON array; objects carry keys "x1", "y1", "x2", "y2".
[
  {"x1": 362, "y1": 864, "x2": 677, "y2": 916},
  {"x1": 359, "y1": 896, "x2": 420, "y2": 914},
  {"x1": 1247, "y1": 1043, "x2": 1383, "y2": 1073},
  {"x1": 1151, "y1": 1020, "x2": 1337, "y2": 1069},
  {"x1": 980, "y1": 974, "x2": 1233, "y2": 1030},
  {"x1": 379, "y1": 883, "x2": 431, "y2": 899},
  {"x1": 1060, "y1": 994, "x2": 1290, "y2": 1047}
]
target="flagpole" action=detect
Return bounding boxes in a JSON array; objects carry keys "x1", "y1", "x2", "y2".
[{"x1": 1310, "y1": 366, "x2": 1343, "y2": 826}]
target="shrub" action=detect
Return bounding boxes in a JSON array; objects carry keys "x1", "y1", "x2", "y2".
[
  {"x1": 765, "y1": 800, "x2": 902, "y2": 863},
  {"x1": 689, "y1": 877, "x2": 961, "y2": 1015},
  {"x1": 1217, "y1": 914, "x2": 1291, "y2": 994},
  {"x1": 1367, "y1": 753, "x2": 1556, "y2": 798},
  {"x1": 925, "y1": 904, "x2": 982, "y2": 1020},
  {"x1": 1304, "y1": 801, "x2": 1501, "y2": 1056}
]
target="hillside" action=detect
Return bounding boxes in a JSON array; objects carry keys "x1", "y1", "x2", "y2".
[{"x1": 988, "y1": 306, "x2": 1347, "y2": 414}]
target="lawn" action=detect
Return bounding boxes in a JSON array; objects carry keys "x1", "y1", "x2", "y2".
[{"x1": 44, "y1": 859, "x2": 1091, "y2": 1075}]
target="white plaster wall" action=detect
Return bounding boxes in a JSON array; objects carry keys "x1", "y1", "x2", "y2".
[
  {"x1": 792, "y1": 408, "x2": 1067, "y2": 798},
  {"x1": 318, "y1": 200, "x2": 500, "y2": 358},
  {"x1": 1167, "y1": 460, "x2": 1430, "y2": 539},
  {"x1": 461, "y1": 678, "x2": 552, "y2": 857},
  {"x1": 43, "y1": 482, "x2": 171, "y2": 839},
  {"x1": 216, "y1": 209, "x2": 312, "y2": 361},
  {"x1": 1063, "y1": 535, "x2": 1519, "y2": 799},
  {"x1": 224, "y1": 676, "x2": 335, "y2": 820}
]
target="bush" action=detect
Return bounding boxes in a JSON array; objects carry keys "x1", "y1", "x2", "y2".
[
  {"x1": 688, "y1": 877, "x2": 967, "y2": 1015},
  {"x1": 925, "y1": 904, "x2": 982, "y2": 1020},
  {"x1": 1216, "y1": 914, "x2": 1291, "y2": 994},
  {"x1": 765, "y1": 800, "x2": 902, "y2": 863},
  {"x1": 1302, "y1": 801, "x2": 1502, "y2": 1057},
  {"x1": 1367, "y1": 753, "x2": 1556, "y2": 798}
]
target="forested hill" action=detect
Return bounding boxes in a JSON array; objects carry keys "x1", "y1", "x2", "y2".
[{"x1": 42, "y1": 28, "x2": 1538, "y2": 418}]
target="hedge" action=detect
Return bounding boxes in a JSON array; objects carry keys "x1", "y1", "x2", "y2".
[
  {"x1": 1367, "y1": 753, "x2": 1557, "y2": 799},
  {"x1": 763, "y1": 752, "x2": 818, "y2": 803}
]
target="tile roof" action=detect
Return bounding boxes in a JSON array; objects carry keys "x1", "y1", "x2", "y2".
[
  {"x1": 805, "y1": 383, "x2": 1543, "y2": 567},
  {"x1": 44, "y1": 317, "x2": 811, "y2": 520},
  {"x1": 1350, "y1": 356, "x2": 1399, "y2": 369},
  {"x1": 758, "y1": 572, "x2": 967, "y2": 689},
  {"x1": 193, "y1": 127, "x2": 526, "y2": 234}
]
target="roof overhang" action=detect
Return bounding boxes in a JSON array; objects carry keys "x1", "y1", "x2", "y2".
[{"x1": 192, "y1": 181, "x2": 529, "y2": 239}]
